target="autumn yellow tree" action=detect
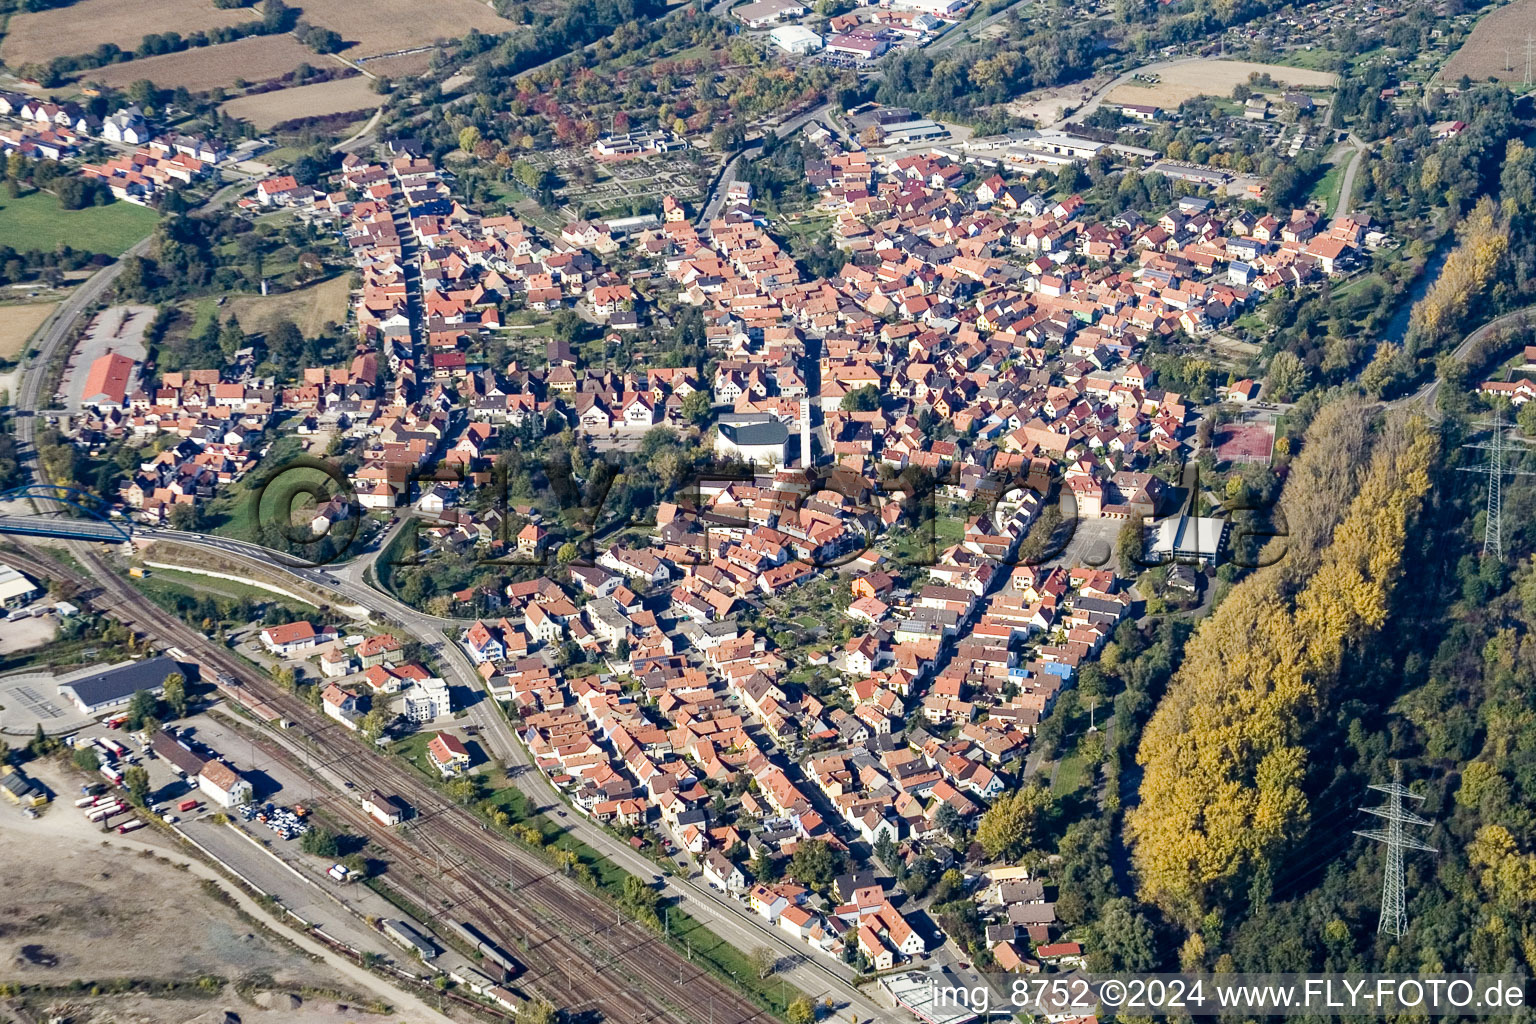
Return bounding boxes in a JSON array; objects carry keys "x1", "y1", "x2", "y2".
[
  {"x1": 1410, "y1": 197, "x2": 1508, "y2": 345},
  {"x1": 1128, "y1": 411, "x2": 1437, "y2": 923}
]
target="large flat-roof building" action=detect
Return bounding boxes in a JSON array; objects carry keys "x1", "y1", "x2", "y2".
[
  {"x1": 731, "y1": 0, "x2": 806, "y2": 27},
  {"x1": 769, "y1": 24, "x2": 823, "y2": 53},
  {"x1": 57, "y1": 655, "x2": 185, "y2": 715},
  {"x1": 0, "y1": 564, "x2": 42, "y2": 609},
  {"x1": 715, "y1": 419, "x2": 790, "y2": 466},
  {"x1": 1150, "y1": 515, "x2": 1229, "y2": 566}
]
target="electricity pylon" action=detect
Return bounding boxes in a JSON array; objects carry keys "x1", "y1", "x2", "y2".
[
  {"x1": 1355, "y1": 769, "x2": 1436, "y2": 938},
  {"x1": 1457, "y1": 408, "x2": 1536, "y2": 561}
]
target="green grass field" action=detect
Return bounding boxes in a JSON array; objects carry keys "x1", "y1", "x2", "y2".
[
  {"x1": 131, "y1": 564, "x2": 317, "y2": 613},
  {"x1": 0, "y1": 190, "x2": 159, "y2": 256},
  {"x1": 1309, "y1": 161, "x2": 1343, "y2": 210}
]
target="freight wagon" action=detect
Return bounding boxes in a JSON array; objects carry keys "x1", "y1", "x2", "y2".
[{"x1": 446, "y1": 920, "x2": 521, "y2": 980}]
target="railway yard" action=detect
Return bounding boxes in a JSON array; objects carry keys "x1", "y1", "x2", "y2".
[{"x1": 0, "y1": 540, "x2": 788, "y2": 1024}]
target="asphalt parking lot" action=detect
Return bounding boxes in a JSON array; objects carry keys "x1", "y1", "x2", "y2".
[
  {"x1": 0, "y1": 667, "x2": 96, "y2": 736},
  {"x1": 1046, "y1": 510, "x2": 1122, "y2": 569}
]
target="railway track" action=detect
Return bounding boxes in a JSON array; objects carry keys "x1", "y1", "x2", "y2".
[{"x1": 11, "y1": 541, "x2": 784, "y2": 1024}]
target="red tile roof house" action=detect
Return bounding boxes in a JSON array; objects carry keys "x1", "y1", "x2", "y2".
[
  {"x1": 427, "y1": 732, "x2": 472, "y2": 776},
  {"x1": 260, "y1": 621, "x2": 338, "y2": 656}
]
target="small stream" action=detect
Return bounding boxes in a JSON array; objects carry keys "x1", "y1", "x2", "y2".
[{"x1": 1380, "y1": 237, "x2": 1454, "y2": 347}]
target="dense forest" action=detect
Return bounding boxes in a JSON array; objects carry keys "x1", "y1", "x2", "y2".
[{"x1": 1060, "y1": 385, "x2": 1536, "y2": 980}]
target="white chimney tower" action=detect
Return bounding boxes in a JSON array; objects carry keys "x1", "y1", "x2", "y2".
[{"x1": 800, "y1": 397, "x2": 812, "y2": 469}]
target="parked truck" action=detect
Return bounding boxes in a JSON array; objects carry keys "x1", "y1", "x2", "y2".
[{"x1": 86, "y1": 803, "x2": 122, "y2": 822}]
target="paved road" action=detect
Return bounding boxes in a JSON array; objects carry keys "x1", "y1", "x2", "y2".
[
  {"x1": 333, "y1": 106, "x2": 386, "y2": 153},
  {"x1": 138, "y1": 525, "x2": 887, "y2": 1015},
  {"x1": 14, "y1": 176, "x2": 250, "y2": 458},
  {"x1": 1335, "y1": 132, "x2": 1367, "y2": 218},
  {"x1": 14, "y1": 237, "x2": 151, "y2": 455},
  {"x1": 926, "y1": 0, "x2": 1030, "y2": 53},
  {"x1": 1387, "y1": 304, "x2": 1536, "y2": 414},
  {"x1": 696, "y1": 101, "x2": 832, "y2": 225}
]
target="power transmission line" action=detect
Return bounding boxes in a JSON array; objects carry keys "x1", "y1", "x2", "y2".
[
  {"x1": 1354, "y1": 767, "x2": 1436, "y2": 938},
  {"x1": 1456, "y1": 408, "x2": 1536, "y2": 561}
]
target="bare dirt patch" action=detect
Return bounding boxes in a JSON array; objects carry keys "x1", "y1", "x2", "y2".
[
  {"x1": 220, "y1": 76, "x2": 380, "y2": 130},
  {"x1": 1106, "y1": 59, "x2": 1336, "y2": 108},
  {"x1": 225, "y1": 275, "x2": 352, "y2": 337},
  {"x1": 0, "y1": 0, "x2": 255, "y2": 66},
  {"x1": 1442, "y1": 0, "x2": 1536, "y2": 83},
  {"x1": 0, "y1": 301, "x2": 56, "y2": 361},
  {"x1": 359, "y1": 49, "x2": 437, "y2": 79},
  {"x1": 294, "y1": 0, "x2": 514, "y2": 58},
  {"x1": 0, "y1": 614, "x2": 58, "y2": 655},
  {"x1": 0, "y1": 791, "x2": 339, "y2": 988},
  {"x1": 82, "y1": 36, "x2": 321, "y2": 92}
]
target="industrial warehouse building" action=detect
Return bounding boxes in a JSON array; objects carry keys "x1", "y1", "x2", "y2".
[
  {"x1": 0, "y1": 564, "x2": 42, "y2": 610},
  {"x1": 57, "y1": 655, "x2": 188, "y2": 715},
  {"x1": 769, "y1": 24, "x2": 823, "y2": 53}
]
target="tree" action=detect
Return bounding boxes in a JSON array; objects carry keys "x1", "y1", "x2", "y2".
[
  {"x1": 1264, "y1": 350, "x2": 1308, "y2": 402},
  {"x1": 459, "y1": 126, "x2": 482, "y2": 153},
  {"x1": 267, "y1": 319, "x2": 305, "y2": 365},
  {"x1": 681, "y1": 389, "x2": 712, "y2": 426},
  {"x1": 168, "y1": 503, "x2": 203, "y2": 532},
  {"x1": 1116, "y1": 518, "x2": 1144, "y2": 576},
  {"x1": 72, "y1": 746, "x2": 100, "y2": 771},
  {"x1": 976, "y1": 785, "x2": 1053, "y2": 861},
  {"x1": 934, "y1": 801, "x2": 962, "y2": 840},
  {"x1": 1517, "y1": 399, "x2": 1536, "y2": 437},
  {"x1": 751, "y1": 846, "x2": 779, "y2": 884},
  {"x1": 162, "y1": 672, "x2": 188, "y2": 718},
  {"x1": 749, "y1": 945, "x2": 776, "y2": 978},
  {"x1": 360, "y1": 706, "x2": 394, "y2": 742},
  {"x1": 447, "y1": 775, "x2": 484, "y2": 805},
  {"x1": 556, "y1": 541, "x2": 580, "y2": 565},
  {"x1": 28, "y1": 722, "x2": 54, "y2": 757},
  {"x1": 788, "y1": 838, "x2": 841, "y2": 890},
  {"x1": 301, "y1": 825, "x2": 341, "y2": 858},
  {"x1": 786, "y1": 997, "x2": 816, "y2": 1024},
  {"x1": 1088, "y1": 898, "x2": 1158, "y2": 972},
  {"x1": 521, "y1": 1000, "x2": 558, "y2": 1024},
  {"x1": 125, "y1": 689, "x2": 158, "y2": 730},
  {"x1": 124, "y1": 765, "x2": 151, "y2": 807},
  {"x1": 873, "y1": 830, "x2": 898, "y2": 871},
  {"x1": 841, "y1": 385, "x2": 880, "y2": 412}
]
